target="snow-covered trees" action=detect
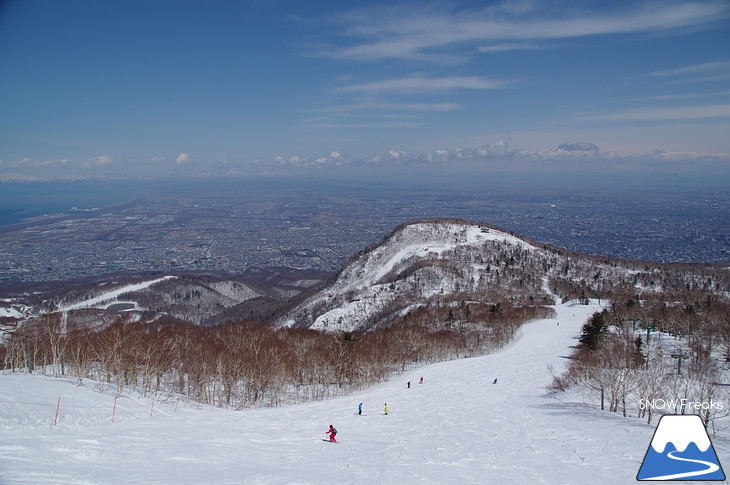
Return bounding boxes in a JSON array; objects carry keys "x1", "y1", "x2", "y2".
[{"x1": 555, "y1": 298, "x2": 730, "y2": 433}]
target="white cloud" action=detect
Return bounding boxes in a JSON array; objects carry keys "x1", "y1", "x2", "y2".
[
  {"x1": 150, "y1": 156, "x2": 166, "y2": 162},
  {"x1": 88, "y1": 155, "x2": 113, "y2": 166},
  {"x1": 648, "y1": 60, "x2": 730, "y2": 78},
  {"x1": 339, "y1": 76, "x2": 510, "y2": 94},
  {"x1": 0, "y1": 172, "x2": 39, "y2": 182},
  {"x1": 319, "y1": 2, "x2": 730, "y2": 63},
  {"x1": 486, "y1": 136, "x2": 511, "y2": 154},
  {"x1": 478, "y1": 42, "x2": 546, "y2": 53},
  {"x1": 176, "y1": 153, "x2": 190, "y2": 165},
  {"x1": 263, "y1": 151, "x2": 350, "y2": 169},
  {"x1": 302, "y1": 121, "x2": 423, "y2": 128},
  {"x1": 349, "y1": 141, "x2": 730, "y2": 175},
  {"x1": 388, "y1": 149, "x2": 407, "y2": 160},
  {"x1": 645, "y1": 59, "x2": 730, "y2": 85},
  {"x1": 639, "y1": 89, "x2": 730, "y2": 101},
  {"x1": 310, "y1": 101, "x2": 461, "y2": 113}
]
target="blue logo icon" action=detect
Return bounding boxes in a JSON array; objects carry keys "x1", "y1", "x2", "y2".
[{"x1": 637, "y1": 415, "x2": 725, "y2": 481}]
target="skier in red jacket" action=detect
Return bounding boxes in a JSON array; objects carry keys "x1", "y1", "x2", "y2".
[{"x1": 326, "y1": 425, "x2": 337, "y2": 443}]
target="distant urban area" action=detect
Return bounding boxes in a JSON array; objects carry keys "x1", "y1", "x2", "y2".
[{"x1": 0, "y1": 180, "x2": 727, "y2": 286}]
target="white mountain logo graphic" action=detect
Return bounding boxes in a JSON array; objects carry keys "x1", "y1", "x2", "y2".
[{"x1": 637, "y1": 415, "x2": 725, "y2": 481}]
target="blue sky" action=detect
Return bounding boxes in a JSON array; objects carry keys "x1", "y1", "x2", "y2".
[{"x1": 1, "y1": 0, "x2": 729, "y2": 182}]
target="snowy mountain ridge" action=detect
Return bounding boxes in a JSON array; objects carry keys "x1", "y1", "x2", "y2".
[
  {"x1": 346, "y1": 221, "x2": 535, "y2": 289},
  {"x1": 0, "y1": 268, "x2": 331, "y2": 331},
  {"x1": 276, "y1": 218, "x2": 722, "y2": 333},
  {"x1": 4, "y1": 218, "x2": 727, "y2": 334},
  {"x1": 277, "y1": 219, "x2": 542, "y2": 331}
]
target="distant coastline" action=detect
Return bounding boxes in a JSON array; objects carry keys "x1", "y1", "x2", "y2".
[{"x1": 0, "y1": 180, "x2": 143, "y2": 228}]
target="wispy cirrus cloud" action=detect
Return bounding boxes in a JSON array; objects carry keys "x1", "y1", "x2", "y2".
[
  {"x1": 305, "y1": 75, "x2": 508, "y2": 127},
  {"x1": 638, "y1": 89, "x2": 730, "y2": 101},
  {"x1": 646, "y1": 59, "x2": 730, "y2": 85},
  {"x1": 309, "y1": 101, "x2": 461, "y2": 113},
  {"x1": 301, "y1": 100, "x2": 457, "y2": 128},
  {"x1": 338, "y1": 75, "x2": 510, "y2": 94},
  {"x1": 317, "y1": 1, "x2": 730, "y2": 63},
  {"x1": 648, "y1": 60, "x2": 730, "y2": 77},
  {"x1": 585, "y1": 104, "x2": 730, "y2": 122},
  {"x1": 303, "y1": 120, "x2": 424, "y2": 129},
  {"x1": 298, "y1": 2, "x2": 730, "y2": 155},
  {"x1": 477, "y1": 42, "x2": 547, "y2": 53}
]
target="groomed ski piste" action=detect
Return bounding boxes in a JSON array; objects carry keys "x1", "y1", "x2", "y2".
[{"x1": 1, "y1": 300, "x2": 728, "y2": 484}]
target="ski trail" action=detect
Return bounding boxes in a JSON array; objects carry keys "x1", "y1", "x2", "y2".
[
  {"x1": 641, "y1": 451, "x2": 720, "y2": 481},
  {"x1": 57, "y1": 276, "x2": 175, "y2": 311},
  {"x1": 354, "y1": 299, "x2": 607, "y2": 484}
]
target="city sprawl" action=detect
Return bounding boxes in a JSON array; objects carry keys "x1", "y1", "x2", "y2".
[{"x1": 0, "y1": 182, "x2": 727, "y2": 285}]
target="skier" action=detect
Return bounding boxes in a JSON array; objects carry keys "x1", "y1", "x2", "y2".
[
  {"x1": 419, "y1": 376, "x2": 423, "y2": 384},
  {"x1": 326, "y1": 424, "x2": 337, "y2": 443},
  {"x1": 493, "y1": 378, "x2": 498, "y2": 384},
  {"x1": 407, "y1": 381, "x2": 411, "y2": 388},
  {"x1": 384, "y1": 403, "x2": 389, "y2": 415},
  {"x1": 358, "y1": 402, "x2": 363, "y2": 415}
]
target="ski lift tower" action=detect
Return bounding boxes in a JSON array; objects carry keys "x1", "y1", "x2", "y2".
[
  {"x1": 645, "y1": 322, "x2": 655, "y2": 370},
  {"x1": 671, "y1": 349, "x2": 689, "y2": 375}
]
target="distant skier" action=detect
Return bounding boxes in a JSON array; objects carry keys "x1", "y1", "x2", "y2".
[
  {"x1": 384, "y1": 403, "x2": 389, "y2": 415},
  {"x1": 407, "y1": 381, "x2": 411, "y2": 388},
  {"x1": 358, "y1": 403, "x2": 363, "y2": 415},
  {"x1": 326, "y1": 425, "x2": 337, "y2": 443},
  {"x1": 493, "y1": 378, "x2": 498, "y2": 384},
  {"x1": 419, "y1": 376, "x2": 423, "y2": 384}
]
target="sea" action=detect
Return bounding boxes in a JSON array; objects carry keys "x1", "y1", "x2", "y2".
[{"x1": 0, "y1": 181, "x2": 142, "y2": 227}]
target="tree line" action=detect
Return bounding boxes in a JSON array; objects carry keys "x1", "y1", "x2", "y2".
[{"x1": 1, "y1": 303, "x2": 551, "y2": 409}]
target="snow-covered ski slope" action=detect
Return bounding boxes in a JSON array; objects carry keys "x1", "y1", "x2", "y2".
[
  {"x1": 57, "y1": 276, "x2": 176, "y2": 311},
  {"x1": 1, "y1": 300, "x2": 727, "y2": 484}
]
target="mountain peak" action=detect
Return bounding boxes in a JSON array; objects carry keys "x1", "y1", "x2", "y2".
[
  {"x1": 344, "y1": 219, "x2": 535, "y2": 289},
  {"x1": 276, "y1": 218, "x2": 546, "y2": 332}
]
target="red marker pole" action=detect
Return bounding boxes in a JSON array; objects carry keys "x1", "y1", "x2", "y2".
[{"x1": 53, "y1": 397, "x2": 61, "y2": 427}]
